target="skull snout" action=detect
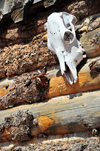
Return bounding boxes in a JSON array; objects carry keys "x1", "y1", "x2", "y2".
[{"x1": 64, "y1": 31, "x2": 74, "y2": 43}]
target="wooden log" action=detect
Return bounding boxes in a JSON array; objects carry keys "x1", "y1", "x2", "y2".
[
  {"x1": 46, "y1": 57, "x2": 100, "y2": 99},
  {"x1": 80, "y1": 28, "x2": 100, "y2": 58},
  {"x1": 0, "y1": 90, "x2": 100, "y2": 142},
  {"x1": 0, "y1": 27, "x2": 99, "y2": 79},
  {"x1": 0, "y1": 0, "x2": 100, "y2": 145},
  {"x1": 89, "y1": 59, "x2": 100, "y2": 72},
  {"x1": 0, "y1": 71, "x2": 49, "y2": 110},
  {"x1": 0, "y1": 57, "x2": 100, "y2": 109}
]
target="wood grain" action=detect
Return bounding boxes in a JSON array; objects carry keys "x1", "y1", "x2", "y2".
[
  {"x1": 80, "y1": 28, "x2": 100, "y2": 58},
  {"x1": 46, "y1": 57, "x2": 100, "y2": 98},
  {"x1": 0, "y1": 58, "x2": 100, "y2": 110},
  {"x1": 0, "y1": 90, "x2": 100, "y2": 140}
]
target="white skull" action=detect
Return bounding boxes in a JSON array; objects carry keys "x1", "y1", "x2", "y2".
[{"x1": 45, "y1": 12, "x2": 86, "y2": 85}]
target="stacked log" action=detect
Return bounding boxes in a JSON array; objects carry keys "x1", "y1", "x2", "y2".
[{"x1": 0, "y1": 0, "x2": 100, "y2": 148}]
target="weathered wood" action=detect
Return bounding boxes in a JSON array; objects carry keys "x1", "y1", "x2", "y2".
[
  {"x1": 0, "y1": 28, "x2": 100, "y2": 79},
  {"x1": 89, "y1": 59, "x2": 100, "y2": 72},
  {"x1": 0, "y1": 71, "x2": 49, "y2": 110},
  {"x1": 1, "y1": 0, "x2": 100, "y2": 22},
  {"x1": 0, "y1": 0, "x2": 99, "y2": 147},
  {"x1": 0, "y1": 1, "x2": 100, "y2": 79},
  {"x1": 0, "y1": 90, "x2": 100, "y2": 142},
  {"x1": 46, "y1": 57, "x2": 100, "y2": 99},
  {"x1": 76, "y1": 13, "x2": 100, "y2": 33},
  {"x1": 0, "y1": 57, "x2": 100, "y2": 109},
  {"x1": 80, "y1": 28, "x2": 100, "y2": 58},
  {"x1": 0, "y1": 0, "x2": 43, "y2": 23}
]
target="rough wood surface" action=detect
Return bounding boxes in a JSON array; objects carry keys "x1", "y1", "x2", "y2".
[
  {"x1": 0, "y1": 71, "x2": 49, "y2": 110},
  {"x1": 0, "y1": 90, "x2": 100, "y2": 142},
  {"x1": 80, "y1": 28, "x2": 100, "y2": 58},
  {"x1": 0, "y1": 0, "x2": 100, "y2": 145},
  {"x1": 0, "y1": 0, "x2": 43, "y2": 22},
  {"x1": 0, "y1": 28, "x2": 100, "y2": 79},
  {"x1": 1, "y1": 0, "x2": 100, "y2": 22},
  {"x1": 89, "y1": 59, "x2": 100, "y2": 72},
  {"x1": 0, "y1": 57, "x2": 100, "y2": 110},
  {"x1": 46, "y1": 57, "x2": 100, "y2": 99},
  {"x1": 0, "y1": 1, "x2": 100, "y2": 79},
  {"x1": 1, "y1": 136, "x2": 100, "y2": 151}
]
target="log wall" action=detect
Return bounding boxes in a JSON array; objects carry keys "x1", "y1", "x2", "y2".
[{"x1": 0, "y1": 0, "x2": 100, "y2": 144}]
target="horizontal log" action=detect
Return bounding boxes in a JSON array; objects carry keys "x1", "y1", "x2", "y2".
[
  {"x1": 0, "y1": 90, "x2": 100, "y2": 142},
  {"x1": 46, "y1": 57, "x2": 100, "y2": 99},
  {"x1": 0, "y1": 71, "x2": 49, "y2": 110},
  {"x1": 0, "y1": 27, "x2": 100, "y2": 79},
  {"x1": 0, "y1": 57, "x2": 100, "y2": 110},
  {"x1": 80, "y1": 27, "x2": 100, "y2": 58},
  {"x1": 0, "y1": 0, "x2": 100, "y2": 145}
]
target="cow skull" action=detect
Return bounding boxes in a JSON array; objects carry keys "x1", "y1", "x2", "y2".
[{"x1": 45, "y1": 12, "x2": 86, "y2": 85}]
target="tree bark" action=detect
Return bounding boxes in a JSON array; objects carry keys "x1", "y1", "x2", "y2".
[
  {"x1": 0, "y1": 57, "x2": 100, "y2": 110},
  {"x1": 0, "y1": 90, "x2": 100, "y2": 142},
  {"x1": 0, "y1": 71, "x2": 49, "y2": 110}
]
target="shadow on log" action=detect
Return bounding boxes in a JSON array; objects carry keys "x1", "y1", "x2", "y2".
[
  {"x1": 0, "y1": 71, "x2": 49, "y2": 110},
  {"x1": 0, "y1": 57, "x2": 100, "y2": 110},
  {"x1": 46, "y1": 57, "x2": 100, "y2": 99}
]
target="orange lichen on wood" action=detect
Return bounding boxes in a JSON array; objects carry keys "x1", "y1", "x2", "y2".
[
  {"x1": 97, "y1": 43, "x2": 100, "y2": 51},
  {"x1": 38, "y1": 116, "x2": 54, "y2": 132},
  {"x1": 0, "y1": 87, "x2": 9, "y2": 97},
  {"x1": 2, "y1": 128, "x2": 11, "y2": 140}
]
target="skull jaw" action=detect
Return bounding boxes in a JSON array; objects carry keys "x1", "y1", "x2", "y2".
[
  {"x1": 63, "y1": 47, "x2": 85, "y2": 85},
  {"x1": 64, "y1": 65, "x2": 77, "y2": 85}
]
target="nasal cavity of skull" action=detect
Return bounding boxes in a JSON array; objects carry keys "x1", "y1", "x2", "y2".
[
  {"x1": 66, "y1": 23, "x2": 72, "y2": 31},
  {"x1": 65, "y1": 64, "x2": 70, "y2": 72}
]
